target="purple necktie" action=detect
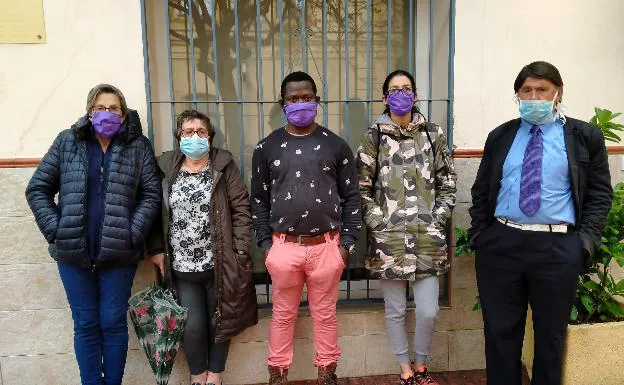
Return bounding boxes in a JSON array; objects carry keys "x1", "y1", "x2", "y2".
[{"x1": 519, "y1": 125, "x2": 543, "y2": 216}]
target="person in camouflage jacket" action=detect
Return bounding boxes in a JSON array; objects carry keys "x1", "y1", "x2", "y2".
[
  {"x1": 356, "y1": 70, "x2": 456, "y2": 385},
  {"x1": 357, "y1": 104, "x2": 456, "y2": 280}
]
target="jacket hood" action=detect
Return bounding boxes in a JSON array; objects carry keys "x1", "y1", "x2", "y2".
[
  {"x1": 71, "y1": 109, "x2": 143, "y2": 143},
  {"x1": 372, "y1": 113, "x2": 426, "y2": 135}
]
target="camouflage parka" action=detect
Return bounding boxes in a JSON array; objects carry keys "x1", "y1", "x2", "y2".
[{"x1": 356, "y1": 114, "x2": 457, "y2": 280}]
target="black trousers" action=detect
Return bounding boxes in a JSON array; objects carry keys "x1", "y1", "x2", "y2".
[
  {"x1": 475, "y1": 221, "x2": 583, "y2": 385},
  {"x1": 174, "y1": 269, "x2": 230, "y2": 375}
]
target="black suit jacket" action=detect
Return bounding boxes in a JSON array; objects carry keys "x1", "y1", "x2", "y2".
[{"x1": 468, "y1": 117, "x2": 612, "y2": 257}]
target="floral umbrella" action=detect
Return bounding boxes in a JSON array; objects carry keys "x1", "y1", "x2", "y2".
[{"x1": 129, "y1": 282, "x2": 188, "y2": 385}]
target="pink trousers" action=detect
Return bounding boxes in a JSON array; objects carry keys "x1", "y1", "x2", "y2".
[{"x1": 265, "y1": 232, "x2": 344, "y2": 368}]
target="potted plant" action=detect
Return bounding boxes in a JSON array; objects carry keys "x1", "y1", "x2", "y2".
[{"x1": 455, "y1": 108, "x2": 624, "y2": 384}]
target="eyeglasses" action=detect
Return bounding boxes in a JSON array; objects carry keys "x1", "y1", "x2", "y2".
[
  {"x1": 93, "y1": 106, "x2": 122, "y2": 115},
  {"x1": 180, "y1": 128, "x2": 210, "y2": 138},
  {"x1": 387, "y1": 87, "x2": 414, "y2": 96}
]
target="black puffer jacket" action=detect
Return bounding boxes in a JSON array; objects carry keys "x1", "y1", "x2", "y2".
[{"x1": 25, "y1": 110, "x2": 162, "y2": 269}]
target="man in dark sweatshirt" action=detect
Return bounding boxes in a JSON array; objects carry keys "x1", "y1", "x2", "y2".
[{"x1": 251, "y1": 71, "x2": 361, "y2": 385}]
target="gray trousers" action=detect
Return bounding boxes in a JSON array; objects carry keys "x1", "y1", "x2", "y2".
[{"x1": 379, "y1": 276, "x2": 440, "y2": 365}]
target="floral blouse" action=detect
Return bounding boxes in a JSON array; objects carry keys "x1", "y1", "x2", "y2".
[{"x1": 169, "y1": 165, "x2": 214, "y2": 272}]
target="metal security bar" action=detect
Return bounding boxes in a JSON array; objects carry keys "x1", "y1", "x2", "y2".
[{"x1": 140, "y1": 0, "x2": 456, "y2": 307}]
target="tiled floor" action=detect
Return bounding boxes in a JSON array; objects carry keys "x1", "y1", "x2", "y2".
[{"x1": 249, "y1": 370, "x2": 531, "y2": 385}]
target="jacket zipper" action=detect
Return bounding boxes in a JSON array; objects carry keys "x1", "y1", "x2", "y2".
[
  {"x1": 94, "y1": 141, "x2": 115, "y2": 270},
  {"x1": 212, "y1": 166, "x2": 223, "y2": 329},
  {"x1": 79, "y1": 141, "x2": 95, "y2": 271},
  {"x1": 161, "y1": 155, "x2": 183, "y2": 281},
  {"x1": 162, "y1": 177, "x2": 173, "y2": 281}
]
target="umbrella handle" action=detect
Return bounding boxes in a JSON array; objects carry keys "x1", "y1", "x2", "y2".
[
  {"x1": 158, "y1": 277, "x2": 182, "y2": 303},
  {"x1": 160, "y1": 277, "x2": 173, "y2": 290}
]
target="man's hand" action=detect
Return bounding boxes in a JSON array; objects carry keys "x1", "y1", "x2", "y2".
[
  {"x1": 150, "y1": 253, "x2": 165, "y2": 276},
  {"x1": 339, "y1": 247, "x2": 349, "y2": 265}
]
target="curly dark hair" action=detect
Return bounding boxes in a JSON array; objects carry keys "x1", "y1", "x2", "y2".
[
  {"x1": 175, "y1": 110, "x2": 216, "y2": 142},
  {"x1": 279, "y1": 71, "x2": 318, "y2": 101}
]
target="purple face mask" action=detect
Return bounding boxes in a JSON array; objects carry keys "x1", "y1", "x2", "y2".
[
  {"x1": 386, "y1": 89, "x2": 415, "y2": 116},
  {"x1": 284, "y1": 101, "x2": 318, "y2": 128},
  {"x1": 90, "y1": 111, "x2": 123, "y2": 138}
]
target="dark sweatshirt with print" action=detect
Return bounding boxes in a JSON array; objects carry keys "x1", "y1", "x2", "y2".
[{"x1": 250, "y1": 126, "x2": 362, "y2": 250}]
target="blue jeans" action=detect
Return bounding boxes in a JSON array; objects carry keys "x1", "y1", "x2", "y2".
[{"x1": 57, "y1": 261, "x2": 137, "y2": 385}]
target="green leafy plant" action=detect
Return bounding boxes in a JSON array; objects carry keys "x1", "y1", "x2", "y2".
[
  {"x1": 454, "y1": 227, "x2": 480, "y2": 310},
  {"x1": 454, "y1": 227, "x2": 475, "y2": 257},
  {"x1": 568, "y1": 107, "x2": 624, "y2": 323},
  {"x1": 590, "y1": 107, "x2": 624, "y2": 143},
  {"x1": 570, "y1": 182, "x2": 624, "y2": 323}
]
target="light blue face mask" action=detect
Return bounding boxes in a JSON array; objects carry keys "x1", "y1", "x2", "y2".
[
  {"x1": 180, "y1": 133, "x2": 210, "y2": 160},
  {"x1": 518, "y1": 92, "x2": 558, "y2": 125}
]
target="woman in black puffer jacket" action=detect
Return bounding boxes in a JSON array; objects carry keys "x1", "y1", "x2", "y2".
[{"x1": 25, "y1": 84, "x2": 161, "y2": 385}]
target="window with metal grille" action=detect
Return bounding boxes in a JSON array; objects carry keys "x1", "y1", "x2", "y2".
[{"x1": 141, "y1": 0, "x2": 455, "y2": 307}]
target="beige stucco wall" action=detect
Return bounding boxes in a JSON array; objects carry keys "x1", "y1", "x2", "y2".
[
  {"x1": 453, "y1": 0, "x2": 624, "y2": 149},
  {"x1": 0, "y1": 0, "x2": 147, "y2": 159}
]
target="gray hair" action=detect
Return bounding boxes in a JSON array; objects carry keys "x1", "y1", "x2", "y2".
[{"x1": 85, "y1": 84, "x2": 128, "y2": 116}]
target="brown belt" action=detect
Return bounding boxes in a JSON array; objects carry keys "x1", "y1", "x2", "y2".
[{"x1": 273, "y1": 231, "x2": 339, "y2": 246}]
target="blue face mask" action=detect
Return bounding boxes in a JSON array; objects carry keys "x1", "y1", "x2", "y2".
[
  {"x1": 180, "y1": 134, "x2": 210, "y2": 160},
  {"x1": 518, "y1": 92, "x2": 558, "y2": 125}
]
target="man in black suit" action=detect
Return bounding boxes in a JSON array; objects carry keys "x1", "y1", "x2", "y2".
[{"x1": 468, "y1": 61, "x2": 612, "y2": 385}]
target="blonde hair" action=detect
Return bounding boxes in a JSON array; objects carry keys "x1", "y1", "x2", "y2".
[{"x1": 86, "y1": 84, "x2": 128, "y2": 116}]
